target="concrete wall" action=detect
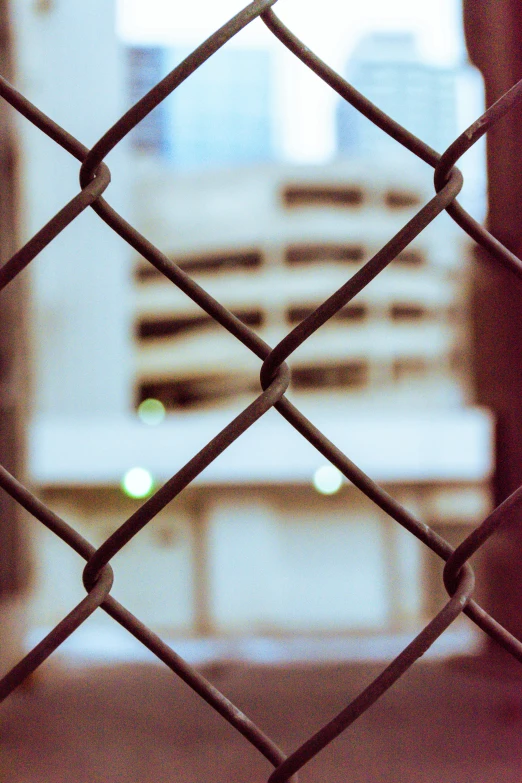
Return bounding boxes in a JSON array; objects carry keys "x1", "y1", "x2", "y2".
[
  {"x1": 27, "y1": 480, "x2": 491, "y2": 641},
  {"x1": 13, "y1": 0, "x2": 134, "y2": 418}
]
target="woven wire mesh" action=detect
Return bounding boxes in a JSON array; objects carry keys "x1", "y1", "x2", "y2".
[{"x1": 1, "y1": 1, "x2": 522, "y2": 780}]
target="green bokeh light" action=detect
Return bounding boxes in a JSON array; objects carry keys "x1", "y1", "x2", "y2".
[{"x1": 137, "y1": 398, "x2": 166, "y2": 426}]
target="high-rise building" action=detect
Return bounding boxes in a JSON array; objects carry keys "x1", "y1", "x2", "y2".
[
  {"x1": 336, "y1": 33, "x2": 459, "y2": 159},
  {"x1": 127, "y1": 47, "x2": 169, "y2": 156},
  {"x1": 335, "y1": 32, "x2": 487, "y2": 222},
  {"x1": 127, "y1": 45, "x2": 274, "y2": 169}
]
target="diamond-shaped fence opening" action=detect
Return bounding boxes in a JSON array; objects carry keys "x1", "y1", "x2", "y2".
[{"x1": 1, "y1": 1, "x2": 522, "y2": 781}]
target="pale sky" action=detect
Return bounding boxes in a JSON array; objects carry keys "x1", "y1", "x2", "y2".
[
  {"x1": 117, "y1": 0, "x2": 469, "y2": 163},
  {"x1": 117, "y1": 0, "x2": 465, "y2": 64}
]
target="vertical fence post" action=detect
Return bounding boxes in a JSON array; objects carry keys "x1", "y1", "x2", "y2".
[
  {"x1": 0, "y1": 0, "x2": 30, "y2": 675},
  {"x1": 463, "y1": 0, "x2": 522, "y2": 650}
]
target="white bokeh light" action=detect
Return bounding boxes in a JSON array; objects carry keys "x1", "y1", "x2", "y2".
[
  {"x1": 313, "y1": 464, "x2": 343, "y2": 495},
  {"x1": 121, "y1": 467, "x2": 154, "y2": 498}
]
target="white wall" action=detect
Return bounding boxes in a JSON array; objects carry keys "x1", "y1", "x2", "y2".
[
  {"x1": 28, "y1": 491, "x2": 195, "y2": 634},
  {"x1": 208, "y1": 491, "x2": 398, "y2": 633},
  {"x1": 25, "y1": 479, "x2": 490, "y2": 641},
  {"x1": 12, "y1": 0, "x2": 134, "y2": 418}
]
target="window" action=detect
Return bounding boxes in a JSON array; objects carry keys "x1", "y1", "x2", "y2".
[
  {"x1": 395, "y1": 249, "x2": 424, "y2": 266},
  {"x1": 285, "y1": 243, "x2": 365, "y2": 266},
  {"x1": 137, "y1": 374, "x2": 258, "y2": 410},
  {"x1": 135, "y1": 250, "x2": 262, "y2": 281},
  {"x1": 337, "y1": 304, "x2": 367, "y2": 322},
  {"x1": 282, "y1": 184, "x2": 364, "y2": 208},
  {"x1": 292, "y1": 361, "x2": 368, "y2": 390},
  {"x1": 384, "y1": 189, "x2": 421, "y2": 209},
  {"x1": 136, "y1": 309, "x2": 263, "y2": 340},
  {"x1": 450, "y1": 349, "x2": 466, "y2": 373},
  {"x1": 392, "y1": 357, "x2": 427, "y2": 382},
  {"x1": 178, "y1": 251, "x2": 262, "y2": 274},
  {"x1": 286, "y1": 303, "x2": 367, "y2": 325},
  {"x1": 126, "y1": 47, "x2": 168, "y2": 156},
  {"x1": 389, "y1": 303, "x2": 426, "y2": 321}
]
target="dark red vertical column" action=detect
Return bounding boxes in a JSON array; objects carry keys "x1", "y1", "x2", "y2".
[
  {"x1": 463, "y1": 0, "x2": 522, "y2": 649},
  {"x1": 0, "y1": 0, "x2": 30, "y2": 670}
]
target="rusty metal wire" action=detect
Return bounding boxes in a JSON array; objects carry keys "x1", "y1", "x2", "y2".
[{"x1": 1, "y1": 1, "x2": 522, "y2": 780}]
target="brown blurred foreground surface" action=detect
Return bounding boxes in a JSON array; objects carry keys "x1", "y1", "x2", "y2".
[{"x1": 1, "y1": 657, "x2": 521, "y2": 783}]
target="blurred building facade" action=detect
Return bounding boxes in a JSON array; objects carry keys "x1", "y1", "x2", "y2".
[
  {"x1": 27, "y1": 158, "x2": 493, "y2": 649},
  {"x1": 337, "y1": 32, "x2": 459, "y2": 158},
  {"x1": 127, "y1": 44, "x2": 274, "y2": 169},
  {"x1": 9, "y1": 0, "x2": 494, "y2": 657},
  {"x1": 335, "y1": 31, "x2": 486, "y2": 223},
  {"x1": 131, "y1": 161, "x2": 471, "y2": 413}
]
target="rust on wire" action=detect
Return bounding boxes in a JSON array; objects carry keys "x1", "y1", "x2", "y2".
[{"x1": 0, "y1": 0, "x2": 522, "y2": 780}]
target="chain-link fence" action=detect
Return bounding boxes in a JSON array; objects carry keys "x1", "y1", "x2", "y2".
[{"x1": 1, "y1": 1, "x2": 522, "y2": 780}]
